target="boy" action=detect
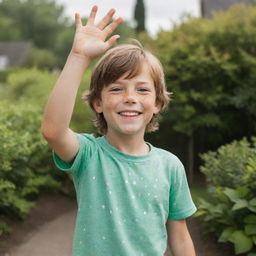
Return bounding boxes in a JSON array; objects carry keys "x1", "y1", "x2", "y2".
[{"x1": 41, "y1": 5, "x2": 197, "y2": 256}]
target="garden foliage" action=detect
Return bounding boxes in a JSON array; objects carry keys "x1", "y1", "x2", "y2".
[
  {"x1": 0, "y1": 68, "x2": 93, "y2": 234},
  {"x1": 197, "y1": 137, "x2": 256, "y2": 255},
  {"x1": 0, "y1": 0, "x2": 136, "y2": 69},
  {"x1": 156, "y1": 3, "x2": 256, "y2": 134},
  {"x1": 0, "y1": 101, "x2": 60, "y2": 233}
]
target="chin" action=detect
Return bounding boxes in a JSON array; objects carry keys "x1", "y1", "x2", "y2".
[
  {"x1": 109, "y1": 124, "x2": 146, "y2": 136},
  {"x1": 119, "y1": 128, "x2": 144, "y2": 135},
  {"x1": 122, "y1": 131, "x2": 139, "y2": 135}
]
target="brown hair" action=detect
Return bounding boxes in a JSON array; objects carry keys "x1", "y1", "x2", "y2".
[{"x1": 83, "y1": 42, "x2": 171, "y2": 134}]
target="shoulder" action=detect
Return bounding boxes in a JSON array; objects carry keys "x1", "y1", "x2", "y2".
[
  {"x1": 76, "y1": 133, "x2": 99, "y2": 147},
  {"x1": 77, "y1": 133, "x2": 97, "y2": 141},
  {"x1": 152, "y1": 146, "x2": 184, "y2": 169},
  {"x1": 74, "y1": 133, "x2": 101, "y2": 158}
]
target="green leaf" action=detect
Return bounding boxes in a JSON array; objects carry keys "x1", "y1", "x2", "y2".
[
  {"x1": 0, "y1": 180, "x2": 15, "y2": 190},
  {"x1": 232, "y1": 199, "x2": 248, "y2": 211},
  {"x1": 244, "y1": 215, "x2": 256, "y2": 224},
  {"x1": 250, "y1": 198, "x2": 256, "y2": 207},
  {"x1": 245, "y1": 225, "x2": 256, "y2": 235},
  {"x1": 198, "y1": 198, "x2": 215, "y2": 211},
  {"x1": 248, "y1": 253, "x2": 256, "y2": 256},
  {"x1": 223, "y1": 188, "x2": 241, "y2": 203},
  {"x1": 252, "y1": 236, "x2": 256, "y2": 245},
  {"x1": 236, "y1": 186, "x2": 250, "y2": 198},
  {"x1": 194, "y1": 211, "x2": 204, "y2": 217},
  {"x1": 231, "y1": 230, "x2": 253, "y2": 254},
  {"x1": 248, "y1": 206, "x2": 256, "y2": 213},
  {"x1": 215, "y1": 187, "x2": 230, "y2": 203},
  {"x1": 218, "y1": 227, "x2": 236, "y2": 242}
]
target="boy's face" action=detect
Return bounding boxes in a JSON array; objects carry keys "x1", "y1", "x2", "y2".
[{"x1": 93, "y1": 62, "x2": 160, "y2": 137}]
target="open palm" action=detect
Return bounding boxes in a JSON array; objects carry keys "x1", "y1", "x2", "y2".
[{"x1": 72, "y1": 6, "x2": 123, "y2": 59}]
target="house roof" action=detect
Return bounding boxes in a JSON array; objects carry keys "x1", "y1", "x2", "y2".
[
  {"x1": 0, "y1": 41, "x2": 31, "y2": 69},
  {"x1": 201, "y1": 0, "x2": 252, "y2": 18}
]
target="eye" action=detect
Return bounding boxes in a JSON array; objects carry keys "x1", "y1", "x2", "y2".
[
  {"x1": 109, "y1": 87, "x2": 122, "y2": 92},
  {"x1": 138, "y1": 88, "x2": 150, "y2": 93}
]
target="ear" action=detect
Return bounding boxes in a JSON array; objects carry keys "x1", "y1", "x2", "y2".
[{"x1": 92, "y1": 99, "x2": 103, "y2": 114}]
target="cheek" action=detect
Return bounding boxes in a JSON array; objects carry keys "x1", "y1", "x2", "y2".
[
  {"x1": 102, "y1": 98, "x2": 118, "y2": 111},
  {"x1": 141, "y1": 96, "x2": 157, "y2": 107}
]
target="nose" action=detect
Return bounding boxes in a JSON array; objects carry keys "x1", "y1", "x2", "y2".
[{"x1": 123, "y1": 90, "x2": 137, "y2": 104}]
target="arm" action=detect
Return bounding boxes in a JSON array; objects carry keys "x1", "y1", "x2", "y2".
[
  {"x1": 166, "y1": 219, "x2": 196, "y2": 256},
  {"x1": 41, "y1": 6, "x2": 123, "y2": 162}
]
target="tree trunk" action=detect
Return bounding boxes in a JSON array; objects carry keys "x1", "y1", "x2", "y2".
[{"x1": 188, "y1": 134, "x2": 194, "y2": 185}]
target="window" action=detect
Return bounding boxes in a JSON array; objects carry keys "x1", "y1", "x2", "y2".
[{"x1": 0, "y1": 55, "x2": 9, "y2": 70}]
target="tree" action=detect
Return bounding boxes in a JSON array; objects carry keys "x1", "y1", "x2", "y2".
[
  {"x1": 134, "y1": 0, "x2": 146, "y2": 33},
  {"x1": 0, "y1": 1, "x2": 137, "y2": 68},
  {"x1": 0, "y1": 0, "x2": 67, "y2": 49},
  {"x1": 149, "y1": 4, "x2": 256, "y2": 183},
  {"x1": 0, "y1": 16, "x2": 21, "y2": 40}
]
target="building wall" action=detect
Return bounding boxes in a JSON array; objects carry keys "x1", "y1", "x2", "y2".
[
  {"x1": 201, "y1": 0, "x2": 252, "y2": 18},
  {"x1": 0, "y1": 41, "x2": 31, "y2": 70}
]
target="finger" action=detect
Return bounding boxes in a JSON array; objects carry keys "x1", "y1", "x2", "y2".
[
  {"x1": 106, "y1": 35, "x2": 120, "y2": 48},
  {"x1": 97, "y1": 8, "x2": 115, "y2": 30},
  {"x1": 103, "y1": 17, "x2": 124, "y2": 37},
  {"x1": 87, "y1": 5, "x2": 98, "y2": 25},
  {"x1": 75, "y1": 13, "x2": 82, "y2": 27}
]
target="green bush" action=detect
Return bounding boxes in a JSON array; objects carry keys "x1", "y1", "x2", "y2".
[
  {"x1": 197, "y1": 186, "x2": 256, "y2": 255},
  {"x1": 22, "y1": 47, "x2": 58, "y2": 70},
  {"x1": 2, "y1": 68, "x2": 57, "y2": 106},
  {"x1": 0, "y1": 67, "x2": 95, "y2": 234},
  {"x1": 0, "y1": 101, "x2": 61, "y2": 223},
  {"x1": 200, "y1": 137, "x2": 256, "y2": 188},
  {"x1": 0, "y1": 69, "x2": 61, "y2": 235},
  {"x1": 197, "y1": 137, "x2": 256, "y2": 255},
  {"x1": 2, "y1": 67, "x2": 95, "y2": 132}
]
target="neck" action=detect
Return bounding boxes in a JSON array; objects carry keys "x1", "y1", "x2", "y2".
[{"x1": 105, "y1": 132, "x2": 149, "y2": 156}]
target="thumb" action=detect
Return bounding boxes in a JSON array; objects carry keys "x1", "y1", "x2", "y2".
[{"x1": 106, "y1": 35, "x2": 120, "y2": 48}]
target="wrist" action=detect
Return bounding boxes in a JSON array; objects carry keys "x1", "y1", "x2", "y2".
[{"x1": 68, "y1": 51, "x2": 92, "y2": 64}]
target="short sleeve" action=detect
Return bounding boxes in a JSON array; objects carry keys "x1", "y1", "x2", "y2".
[
  {"x1": 168, "y1": 159, "x2": 197, "y2": 220},
  {"x1": 53, "y1": 133, "x2": 96, "y2": 173}
]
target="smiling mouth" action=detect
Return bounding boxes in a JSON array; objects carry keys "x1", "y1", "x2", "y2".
[{"x1": 118, "y1": 111, "x2": 142, "y2": 117}]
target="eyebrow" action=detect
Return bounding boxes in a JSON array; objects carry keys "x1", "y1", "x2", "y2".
[{"x1": 113, "y1": 80, "x2": 152, "y2": 85}]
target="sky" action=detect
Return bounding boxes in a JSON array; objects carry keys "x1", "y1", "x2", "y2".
[{"x1": 55, "y1": 0, "x2": 201, "y2": 37}]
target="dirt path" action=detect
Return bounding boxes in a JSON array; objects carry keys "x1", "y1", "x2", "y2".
[
  {"x1": 0, "y1": 193, "x2": 235, "y2": 256},
  {"x1": 187, "y1": 218, "x2": 234, "y2": 256},
  {"x1": 9, "y1": 210, "x2": 75, "y2": 256},
  {"x1": 0, "y1": 193, "x2": 76, "y2": 256}
]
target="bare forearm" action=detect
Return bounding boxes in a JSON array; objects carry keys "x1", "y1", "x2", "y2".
[
  {"x1": 169, "y1": 234, "x2": 196, "y2": 256},
  {"x1": 42, "y1": 52, "x2": 90, "y2": 137}
]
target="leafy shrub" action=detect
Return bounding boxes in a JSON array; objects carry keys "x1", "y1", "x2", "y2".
[
  {"x1": 197, "y1": 186, "x2": 256, "y2": 255},
  {"x1": 0, "y1": 67, "x2": 94, "y2": 133},
  {"x1": 22, "y1": 47, "x2": 58, "y2": 70},
  {"x1": 197, "y1": 137, "x2": 256, "y2": 255},
  {"x1": 0, "y1": 100, "x2": 61, "y2": 233},
  {"x1": 200, "y1": 137, "x2": 256, "y2": 188},
  {"x1": 3, "y1": 68, "x2": 57, "y2": 106},
  {"x1": 0, "y1": 66, "x2": 95, "y2": 234},
  {"x1": 1, "y1": 67, "x2": 94, "y2": 132}
]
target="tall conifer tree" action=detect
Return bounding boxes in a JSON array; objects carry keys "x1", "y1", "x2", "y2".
[{"x1": 134, "y1": 0, "x2": 146, "y2": 32}]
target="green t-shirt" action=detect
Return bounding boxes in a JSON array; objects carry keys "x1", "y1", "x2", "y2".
[{"x1": 53, "y1": 134, "x2": 196, "y2": 256}]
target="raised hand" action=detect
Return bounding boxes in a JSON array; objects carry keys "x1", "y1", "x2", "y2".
[{"x1": 71, "y1": 6, "x2": 123, "y2": 59}]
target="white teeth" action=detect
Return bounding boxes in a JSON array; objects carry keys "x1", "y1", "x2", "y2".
[{"x1": 119, "y1": 112, "x2": 140, "y2": 116}]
